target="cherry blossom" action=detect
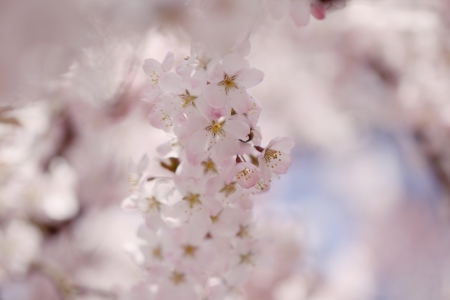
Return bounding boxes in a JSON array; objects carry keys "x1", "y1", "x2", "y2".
[
  {"x1": 257, "y1": 137, "x2": 295, "y2": 181},
  {"x1": 143, "y1": 51, "x2": 175, "y2": 102},
  {"x1": 204, "y1": 53, "x2": 264, "y2": 114},
  {"x1": 122, "y1": 42, "x2": 294, "y2": 299},
  {"x1": 226, "y1": 161, "x2": 260, "y2": 189}
]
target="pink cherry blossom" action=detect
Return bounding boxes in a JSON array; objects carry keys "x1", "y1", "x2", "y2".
[
  {"x1": 125, "y1": 37, "x2": 294, "y2": 299},
  {"x1": 204, "y1": 53, "x2": 264, "y2": 114},
  {"x1": 143, "y1": 51, "x2": 174, "y2": 102},
  {"x1": 227, "y1": 161, "x2": 260, "y2": 189},
  {"x1": 258, "y1": 137, "x2": 295, "y2": 181}
]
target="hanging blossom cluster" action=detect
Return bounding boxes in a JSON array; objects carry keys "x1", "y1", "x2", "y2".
[
  {"x1": 121, "y1": 44, "x2": 294, "y2": 299},
  {"x1": 118, "y1": 0, "x2": 351, "y2": 298}
]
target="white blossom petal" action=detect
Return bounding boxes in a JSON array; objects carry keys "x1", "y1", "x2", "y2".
[
  {"x1": 236, "y1": 68, "x2": 264, "y2": 89},
  {"x1": 162, "y1": 51, "x2": 174, "y2": 72},
  {"x1": 290, "y1": 0, "x2": 311, "y2": 27},
  {"x1": 222, "y1": 53, "x2": 250, "y2": 76},
  {"x1": 159, "y1": 72, "x2": 186, "y2": 94}
]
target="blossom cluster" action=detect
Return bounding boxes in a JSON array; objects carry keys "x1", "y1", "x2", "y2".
[{"x1": 122, "y1": 43, "x2": 294, "y2": 299}]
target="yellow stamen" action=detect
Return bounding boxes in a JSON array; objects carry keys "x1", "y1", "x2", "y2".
[
  {"x1": 182, "y1": 244, "x2": 198, "y2": 257},
  {"x1": 218, "y1": 73, "x2": 238, "y2": 95},
  {"x1": 152, "y1": 246, "x2": 163, "y2": 260},
  {"x1": 210, "y1": 211, "x2": 221, "y2": 223},
  {"x1": 194, "y1": 54, "x2": 210, "y2": 70},
  {"x1": 205, "y1": 120, "x2": 226, "y2": 137},
  {"x1": 182, "y1": 192, "x2": 202, "y2": 209},
  {"x1": 178, "y1": 89, "x2": 197, "y2": 108},
  {"x1": 239, "y1": 252, "x2": 254, "y2": 266},
  {"x1": 236, "y1": 225, "x2": 251, "y2": 239},
  {"x1": 219, "y1": 183, "x2": 236, "y2": 197},
  {"x1": 146, "y1": 196, "x2": 162, "y2": 212},
  {"x1": 201, "y1": 158, "x2": 217, "y2": 174},
  {"x1": 236, "y1": 168, "x2": 254, "y2": 181},
  {"x1": 264, "y1": 148, "x2": 281, "y2": 163},
  {"x1": 171, "y1": 271, "x2": 185, "y2": 285}
]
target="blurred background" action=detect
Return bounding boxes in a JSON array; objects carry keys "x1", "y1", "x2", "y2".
[{"x1": 1, "y1": 0, "x2": 450, "y2": 299}]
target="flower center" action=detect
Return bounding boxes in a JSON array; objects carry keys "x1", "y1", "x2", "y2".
[
  {"x1": 201, "y1": 158, "x2": 217, "y2": 174},
  {"x1": 182, "y1": 244, "x2": 198, "y2": 257},
  {"x1": 210, "y1": 211, "x2": 221, "y2": 223},
  {"x1": 182, "y1": 192, "x2": 202, "y2": 208},
  {"x1": 152, "y1": 246, "x2": 163, "y2": 260},
  {"x1": 194, "y1": 54, "x2": 210, "y2": 70},
  {"x1": 150, "y1": 70, "x2": 159, "y2": 89},
  {"x1": 171, "y1": 271, "x2": 185, "y2": 285},
  {"x1": 218, "y1": 73, "x2": 238, "y2": 95},
  {"x1": 236, "y1": 225, "x2": 251, "y2": 239},
  {"x1": 178, "y1": 89, "x2": 197, "y2": 108},
  {"x1": 205, "y1": 120, "x2": 226, "y2": 137},
  {"x1": 239, "y1": 252, "x2": 254, "y2": 266},
  {"x1": 264, "y1": 148, "x2": 281, "y2": 163},
  {"x1": 236, "y1": 168, "x2": 254, "y2": 181},
  {"x1": 146, "y1": 196, "x2": 162, "y2": 212},
  {"x1": 128, "y1": 173, "x2": 139, "y2": 191},
  {"x1": 220, "y1": 182, "x2": 236, "y2": 197}
]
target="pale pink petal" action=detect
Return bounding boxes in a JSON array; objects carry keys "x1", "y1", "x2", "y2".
[
  {"x1": 161, "y1": 51, "x2": 174, "y2": 72},
  {"x1": 156, "y1": 280, "x2": 197, "y2": 300},
  {"x1": 166, "y1": 201, "x2": 190, "y2": 223},
  {"x1": 258, "y1": 156, "x2": 272, "y2": 181},
  {"x1": 156, "y1": 141, "x2": 173, "y2": 156},
  {"x1": 246, "y1": 105, "x2": 261, "y2": 128},
  {"x1": 203, "y1": 198, "x2": 223, "y2": 216},
  {"x1": 121, "y1": 194, "x2": 139, "y2": 212},
  {"x1": 311, "y1": 3, "x2": 326, "y2": 20},
  {"x1": 222, "y1": 53, "x2": 250, "y2": 76},
  {"x1": 251, "y1": 126, "x2": 263, "y2": 146},
  {"x1": 154, "y1": 178, "x2": 175, "y2": 201},
  {"x1": 185, "y1": 149, "x2": 207, "y2": 166},
  {"x1": 233, "y1": 163, "x2": 259, "y2": 189},
  {"x1": 206, "y1": 57, "x2": 221, "y2": 78},
  {"x1": 229, "y1": 89, "x2": 251, "y2": 114},
  {"x1": 237, "y1": 172, "x2": 258, "y2": 189},
  {"x1": 174, "y1": 112, "x2": 187, "y2": 126},
  {"x1": 238, "y1": 142, "x2": 253, "y2": 155},
  {"x1": 189, "y1": 77, "x2": 206, "y2": 95},
  {"x1": 143, "y1": 84, "x2": 161, "y2": 101},
  {"x1": 188, "y1": 129, "x2": 210, "y2": 154},
  {"x1": 208, "y1": 63, "x2": 225, "y2": 84},
  {"x1": 266, "y1": 0, "x2": 290, "y2": 20},
  {"x1": 143, "y1": 58, "x2": 163, "y2": 76},
  {"x1": 144, "y1": 211, "x2": 165, "y2": 230},
  {"x1": 290, "y1": 0, "x2": 311, "y2": 26},
  {"x1": 204, "y1": 85, "x2": 228, "y2": 109},
  {"x1": 127, "y1": 282, "x2": 153, "y2": 300},
  {"x1": 214, "y1": 136, "x2": 240, "y2": 162},
  {"x1": 272, "y1": 152, "x2": 292, "y2": 175},
  {"x1": 269, "y1": 137, "x2": 295, "y2": 152},
  {"x1": 205, "y1": 176, "x2": 223, "y2": 196},
  {"x1": 190, "y1": 67, "x2": 207, "y2": 83},
  {"x1": 224, "y1": 119, "x2": 250, "y2": 140},
  {"x1": 236, "y1": 68, "x2": 264, "y2": 89},
  {"x1": 260, "y1": 143, "x2": 293, "y2": 177},
  {"x1": 158, "y1": 72, "x2": 185, "y2": 94},
  {"x1": 333, "y1": 0, "x2": 346, "y2": 9},
  {"x1": 176, "y1": 62, "x2": 193, "y2": 79},
  {"x1": 149, "y1": 103, "x2": 173, "y2": 131}
]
